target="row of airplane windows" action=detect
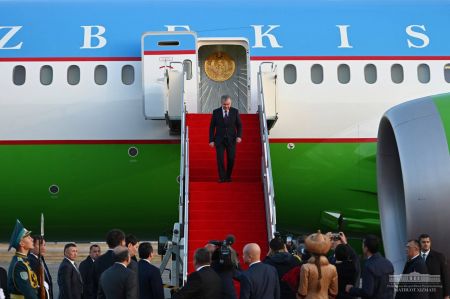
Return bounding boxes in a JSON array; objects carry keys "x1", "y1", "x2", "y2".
[
  {"x1": 283, "y1": 63, "x2": 450, "y2": 84},
  {"x1": 10, "y1": 63, "x2": 450, "y2": 86}
]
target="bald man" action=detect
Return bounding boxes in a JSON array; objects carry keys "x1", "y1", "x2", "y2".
[{"x1": 240, "y1": 243, "x2": 280, "y2": 299}]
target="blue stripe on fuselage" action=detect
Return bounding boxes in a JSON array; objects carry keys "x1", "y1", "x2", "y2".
[{"x1": 0, "y1": 0, "x2": 449, "y2": 58}]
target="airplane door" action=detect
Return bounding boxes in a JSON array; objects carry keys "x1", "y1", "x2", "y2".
[{"x1": 142, "y1": 32, "x2": 198, "y2": 119}]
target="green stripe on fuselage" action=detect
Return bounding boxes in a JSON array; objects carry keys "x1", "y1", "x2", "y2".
[
  {"x1": 270, "y1": 141, "x2": 380, "y2": 235},
  {"x1": 0, "y1": 144, "x2": 180, "y2": 241},
  {"x1": 433, "y1": 94, "x2": 450, "y2": 153}
]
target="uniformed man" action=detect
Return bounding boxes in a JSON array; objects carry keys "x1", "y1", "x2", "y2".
[{"x1": 7, "y1": 220, "x2": 39, "y2": 299}]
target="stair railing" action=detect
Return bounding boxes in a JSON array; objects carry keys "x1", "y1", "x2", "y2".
[
  {"x1": 177, "y1": 72, "x2": 189, "y2": 283},
  {"x1": 257, "y1": 62, "x2": 277, "y2": 241}
]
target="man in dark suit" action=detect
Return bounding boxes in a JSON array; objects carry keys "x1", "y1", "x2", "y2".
[
  {"x1": 126, "y1": 234, "x2": 139, "y2": 273},
  {"x1": 57, "y1": 243, "x2": 83, "y2": 299},
  {"x1": 98, "y1": 246, "x2": 138, "y2": 299},
  {"x1": 79, "y1": 244, "x2": 101, "y2": 299},
  {"x1": 346, "y1": 235, "x2": 394, "y2": 299},
  {"x1": 137, "y1": 242, "x2": 164, "y2": 299},
  {"x1": 0, "y1": 266, "x2": 8, "y2": 299},
  {"x1": 93, "y1": 229, "x2": 126, "y2": 295},
  {"x1": 263, "y1": 238, "x2": 301, "y2": 299},
  {"x1": 209, "y1": 95, "x2": 242, "y2": 183},
  {"x1": 419, "y1": 234, "x2": 449, "y2": 299},
  {"x1": 395, "y1": 239, "x2": 429, "y2": 299},
  {"x1": 28, "y1": 236, "x2": 53, "y2": 299},
  {"x1": 240, "y1": 243, "x2": 280, "y2": 299},
  {"x1": 172, "y1": 247, "x2": 223, "y2": 299}
]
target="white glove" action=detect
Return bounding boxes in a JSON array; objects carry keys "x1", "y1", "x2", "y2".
[{"x1": 0, "y1": 287, "x2": 5, "y2": 299}]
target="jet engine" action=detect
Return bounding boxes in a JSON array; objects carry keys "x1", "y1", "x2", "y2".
[{"x1": 377, "y1": 94, "x2": 450, "y2": 273}]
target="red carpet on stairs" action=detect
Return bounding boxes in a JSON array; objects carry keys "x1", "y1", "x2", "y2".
[{"x1": 186, "y1": 113, "x2": 269, "y2": 279}]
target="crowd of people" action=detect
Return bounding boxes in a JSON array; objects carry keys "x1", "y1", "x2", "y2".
[{"x1": 0, "y1": 220, "x2": 448, "y2": 299}]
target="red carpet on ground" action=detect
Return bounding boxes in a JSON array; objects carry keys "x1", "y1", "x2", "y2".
[{"x1": 186, "y1": 113, "x2": 269, "y2": 279}]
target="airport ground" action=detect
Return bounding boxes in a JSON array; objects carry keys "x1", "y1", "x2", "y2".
[{"x1": 0, "y1": 242, "x2": 173, "y2": 298}]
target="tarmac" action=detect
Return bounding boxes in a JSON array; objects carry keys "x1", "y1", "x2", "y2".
[{"x1": 0, "y1": 242, "x2": 173, "y2": 298}]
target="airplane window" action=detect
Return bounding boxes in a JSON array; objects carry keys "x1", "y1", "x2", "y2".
[
  {"x1": 364, "y1": 64, "x2": 377, "y2": 84},
  {"x1": 95, "y1": 65, "x2": 107, "y2": 85},
  {"x1": 183, "y1": 60, "x2": 192, "y2": 80},
  {"x1": 444, "y1": 64, "x2": 450, "y2": 83},
  {"x1": 338, "y1": 64, "x2": 350, "y2": 84},
  {"x1": 311, "y1": 64, "x2": 323, "y2": 84},
  {"x1": 13, "y1": 65, "x2": 26, "y2": 86},
  {"x1": 122, "y1": 65, "x2": 135, "y2": 85},
  {"x1": 284, "y1": 64, "x2": 297, "y2": 84},
  {"x1": 67, "y1": 65, "x2": 80, "y2": 85},
  {"x1": 391, "y1": 64, "x2": 404, "y2": 84},
  {"x1": 40, "y1": 65, "x2": 53, "y2": 86},
  {"x1": 417, "y1": 64, "x2": 430, "y2": 84}
]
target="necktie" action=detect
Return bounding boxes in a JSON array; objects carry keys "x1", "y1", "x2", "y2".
[{"x1": 422, "y1": 253, "x2": 426, "y2": 260}]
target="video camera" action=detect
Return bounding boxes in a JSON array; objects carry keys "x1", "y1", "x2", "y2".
[{"x1": 208, "y1": 235, "x2": 235, "y2": 267}]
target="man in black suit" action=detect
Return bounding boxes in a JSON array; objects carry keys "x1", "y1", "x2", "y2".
[
  {"x1": 172, "y1": 247, "x2": 223, "y2": 299},
  {"x1": 0, "y1": 266, "x2": 8, "y2": 299},
  {"x1": 346, "y1": 235, "x2": 394, "y2": 299},
  {"x1": 209, "y1": 95, "x2": 242, "y2": 183},
  {"x1": 93, "y1": 229, "x2": 126, "y2": 295},
  {"x1": 98, "y1": 246, "x2": 138, "y2": 299},
  {"x1": 137, "y1": 242, "x2": 164, "y2": 299},
  {"x1": 419, "y1": 234, "x2": 449, "y2": 299},
  {"x1": 240, "y1": 243, "x2": 280, "y2": 299},
  {"x1": 57, "y1": 243, "x2": 83, "y2": 299},
  {"x1": 28, "y1": 236, "x2": 53, "y2": 299},
  {"x1": 126, "y1": 234, "x2": 139, "y2": 273},
  {"x1": 79, "y1": 244, "x2": 101, "y2": 299},
  {"x1": 395, "y1": 239, "x2": 429, "y2": 299}
]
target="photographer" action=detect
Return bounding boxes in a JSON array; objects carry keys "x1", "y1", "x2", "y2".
[
  {"x1": 264, "y1": 236, "x2": 301, "y2": 299},
  {"x1": 327, "y1": 232, "x2": 361, "y2": 287},
  {"x1": 209, "y1": 235, "x2": 241, "y2": 299}
]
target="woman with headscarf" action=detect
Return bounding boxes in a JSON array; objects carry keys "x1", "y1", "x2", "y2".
[{"x1": 296, "y1": 231, "x2": 338, "y2": 299}]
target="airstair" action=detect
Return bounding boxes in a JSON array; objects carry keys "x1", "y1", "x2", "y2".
[{"x1": 141, "y1": 32, "x2": 277, "y2": 290}]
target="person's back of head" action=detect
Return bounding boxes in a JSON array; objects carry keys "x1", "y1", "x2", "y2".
[
  {"x1": 138, "y1": 242, "x2": 153, "y2": 260},
  {"x1": 363, "y1": 235, "x2": 379, "y2": 255},
  {"x1": 269, "y1": 237, "x2": 286, "y2": 253},
  {"x1": 113, "y1": 246, "x2": 130, "y2": 264},
  {"x1": 335, "y1": 244, "x2": 350, "y2": 262},
  {"x1": 194, "y1": 247, "x2": 211, "y2": 268},
  {"x1": 106, "y1": 229, "x2": 125, "y2": 249}
]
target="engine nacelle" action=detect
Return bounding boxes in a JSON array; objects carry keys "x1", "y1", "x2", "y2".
[{"x1": 377, "y1": 94, "x2": 450, "y2": 274}]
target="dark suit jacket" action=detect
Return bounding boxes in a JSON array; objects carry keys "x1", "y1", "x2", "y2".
[
  {"x1": 79, "y1": 257, "x2": 95, "y2": 299},
  {"x1": 57, "y1": 258, "x2": 83, "y2": 299},
  {"x1": 240, "y1": 262, "x2": 280, "y2": 299},
  {"x1": 28, "y1": 254, "x2": 53, "y2": 299},
  {"x1": 209, "y1": 107, "x2": 242, "y2": 145},
  {"x1": 93, "y1": 250, "x2": 115, "y2": 295},
  {"x1": 424, "y1": 250, "x2": 449, "y2": 299},
  {"x1": 0, "y1": 266, "x2": 8, "y2": 299},
  {"x1": 98, "y1": 263, "x2": 138, "y2": 299},
  {"x1": 395, "y1": 255, "x2": 429, "y2": 299},
  {"x1": 127, "y1": 259, "x2": 138, "y2": 274},
  {"x1": 336, "y1": 261, "x2": 357, "y2": 299},
  {"x1": 349, "y1": 253, "x2": 394, "y2": 299},
  {"x1": 138, "y1": 259, "x2": 164, "y2": 299},
  {"x1": 172, "y1": 266, "x2": 223, "y2": 299}
]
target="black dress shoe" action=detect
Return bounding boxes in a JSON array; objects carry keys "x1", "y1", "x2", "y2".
[
  {"x1": 225, "y1": 178, "x2": 232, "y2": 182},
  {"x1": 218, "y1": 179, "x2": 225, "y2": 183}
]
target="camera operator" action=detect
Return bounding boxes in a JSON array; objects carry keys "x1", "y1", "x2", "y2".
[
  {"x1": 263, "y1": 235, "x2": 301, "y2": 299},
  {"x1": 209, "y1": 235, "x2": 241, "y2": 299},
  {"x1": 327, "y1": 232, "x2": 361, "y2": 287}
]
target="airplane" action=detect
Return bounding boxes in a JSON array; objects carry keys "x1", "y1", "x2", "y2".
[{"x1": 0, "y1": 0, "x2": 449, "y2": 274}]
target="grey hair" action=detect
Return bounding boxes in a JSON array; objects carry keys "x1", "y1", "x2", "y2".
[{"x1": 221, "y1": 95, "x2": 231, "y2": 103}]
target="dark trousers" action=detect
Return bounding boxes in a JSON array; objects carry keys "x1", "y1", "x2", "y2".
[{"x1": 215, "y1": 138, "x2": 236, "y2": 180}]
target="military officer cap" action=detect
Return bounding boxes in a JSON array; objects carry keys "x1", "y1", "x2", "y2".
[{"x1": 8, "y1": 219, "x2": 32, "y2": 251}]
